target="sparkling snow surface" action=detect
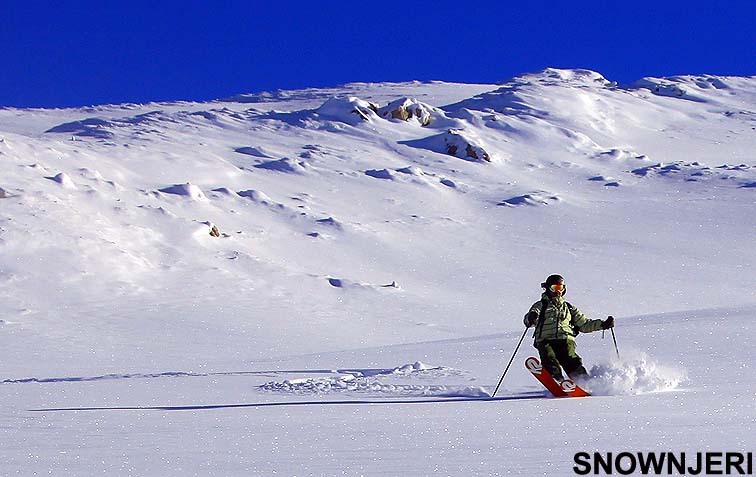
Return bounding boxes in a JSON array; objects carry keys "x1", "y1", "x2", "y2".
[{"x1": 1, "y1": 71, "x2": 754, "y2": 475}]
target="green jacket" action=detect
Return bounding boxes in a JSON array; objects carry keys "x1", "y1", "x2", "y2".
[{"x1": 525, "y1": 293, "x2": 604, "y2": 343}]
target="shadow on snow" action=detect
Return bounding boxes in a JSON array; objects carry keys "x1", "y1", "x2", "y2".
[
  {"x1": 31, "y1": 393, "x2": 547, "y2": 413},
  {"x1": 2, "y1": 368, "x2": 423, "y2": 385}
]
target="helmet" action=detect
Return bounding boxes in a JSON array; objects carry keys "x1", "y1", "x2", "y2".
[{"x1": 541, "y1": 274, "x2": 566, "y2": 296}]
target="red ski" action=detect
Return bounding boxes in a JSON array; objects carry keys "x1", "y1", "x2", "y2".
[{"x1": 525, "y1": 357, "x2": 590, "y2": 398}]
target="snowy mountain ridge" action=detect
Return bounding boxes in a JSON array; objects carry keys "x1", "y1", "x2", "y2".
[
  {"x1": 1, "y1": 67, "x2": 755, "y2": 475},
  {"x1": 1, "y1": 68, "x2": 755, "y2": 372}
]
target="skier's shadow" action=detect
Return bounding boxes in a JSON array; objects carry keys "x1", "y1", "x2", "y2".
[{"x1": 31, "y1": 392, "x2": 546, "y2": 413}]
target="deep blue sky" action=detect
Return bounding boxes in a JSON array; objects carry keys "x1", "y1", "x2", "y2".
[{"x1": 2, "y1": 1, "x2": 754, "y2": 108}]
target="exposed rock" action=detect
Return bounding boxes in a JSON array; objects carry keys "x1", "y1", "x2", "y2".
[
  {"x1": 316, "y1": 97, "x2": 379, "y2": 125},
  {"x1": 378, "y1": 98, "x2": 435, "y2": 126},
  {"x1": 631, "y1": 79, "x2": 687, "y2": 98},
  {"x1": 443, "y1": 129, "x2": 491, "y2": 162},
  {"x1": 400, "y1": 129, "x2": 493, "y2": 163}
]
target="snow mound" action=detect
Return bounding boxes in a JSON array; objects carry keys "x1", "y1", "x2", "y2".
[
  {"x1": 234, "y1": 146, "x2": 272, "y2": 158},
  {"x1": 237, "y1": 189, "x2": 294, "y2": 213},
  {"x1": 45, "y1": 117, "x2": 115, "y2": 139},
  {"x1": 497, "y1": 192, "x2": 560, "y2": 207},
  {"x1": 158, "y1": 183, "x2": 207, "y2": 201},
  {"x1": 316, "y1": 97, "x2": 379, "y2": 125},
  {"x1": 365, "y1": 168, "x2": 395, "y2": 180},
  {"x1": 628, "y1": 77, "x2": 721, "y2": 103},
  {"x1": 47, "y1": 172, "x2": 77, "y2": 189},
  {"x1": 316, "y1": 217, "x2": 343, "y2": 229},
  {"x1": 210, "y1": 187, "x2": 239, "y2": 197},
  {"x1": 395, "y1": 165, "x2": 425, "y2": 176},
  {"x1": 253, "y1": 157, "x2": 308, "y2": 173},
  {"x1": 237, "y1": 189, "x2": 274, "y2": 203},
  {"x1": 402, "y1": 129, "x2": 492, "y2": 163},
  {"x1": 588, "y1": 176, "x2": 621, "y2": 187},
  {"x1": 588, "y1": 175, "x2": 615, "y2": 182},
  {"x1": 389, "y1": 361, "x2": 438, "y2": 374},
  {"x1": 582, "y1": 352, "x2": 686, "y2": 395},
  {"x1": 535, "y1": 68, "x2": 614, "y2": 87},
  {"x1": 594, "y1": 148, "x2": 649, "y2": 162}
]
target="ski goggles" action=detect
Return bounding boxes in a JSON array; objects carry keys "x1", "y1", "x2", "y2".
[{"x1": 549, "y1": 283, "x2": 565, "y2": 293}]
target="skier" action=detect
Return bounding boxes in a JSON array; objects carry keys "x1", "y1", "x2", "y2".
[{"x1": 524, "y1": 274, "x2": 614, "y2": 382}]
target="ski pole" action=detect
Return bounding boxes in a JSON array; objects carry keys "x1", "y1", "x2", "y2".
[
  {"x1": 492, "y1": 327, "x2": 529, "y2": 398},
  {"x1": 611, "y1": 327, "x2": 620, "y2": 360}
]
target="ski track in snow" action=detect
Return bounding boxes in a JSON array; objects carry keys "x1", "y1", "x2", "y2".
[
  {"x1": 259, "y1": 361, "x2": 489, "y2": 398},
  {"x1": 259, "y1": 356, "x2": 687, "y2": 398}
]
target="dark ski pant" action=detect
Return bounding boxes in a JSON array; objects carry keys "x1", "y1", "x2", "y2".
[{"x1": 536, "y1": 339, "x2": 588, "y2": 381}]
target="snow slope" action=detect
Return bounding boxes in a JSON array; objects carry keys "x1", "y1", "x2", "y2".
[{"x1": 0, "y1": 70, "x2": 754, "y2": 475}]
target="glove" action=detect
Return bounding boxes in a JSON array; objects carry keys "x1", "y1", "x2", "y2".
[
  {"x1": 524, "y1": 311, "x2": 538, "y2": 328},
  {"x1": 601, "y1": 315, "x2": 615, "y2": 330}
]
